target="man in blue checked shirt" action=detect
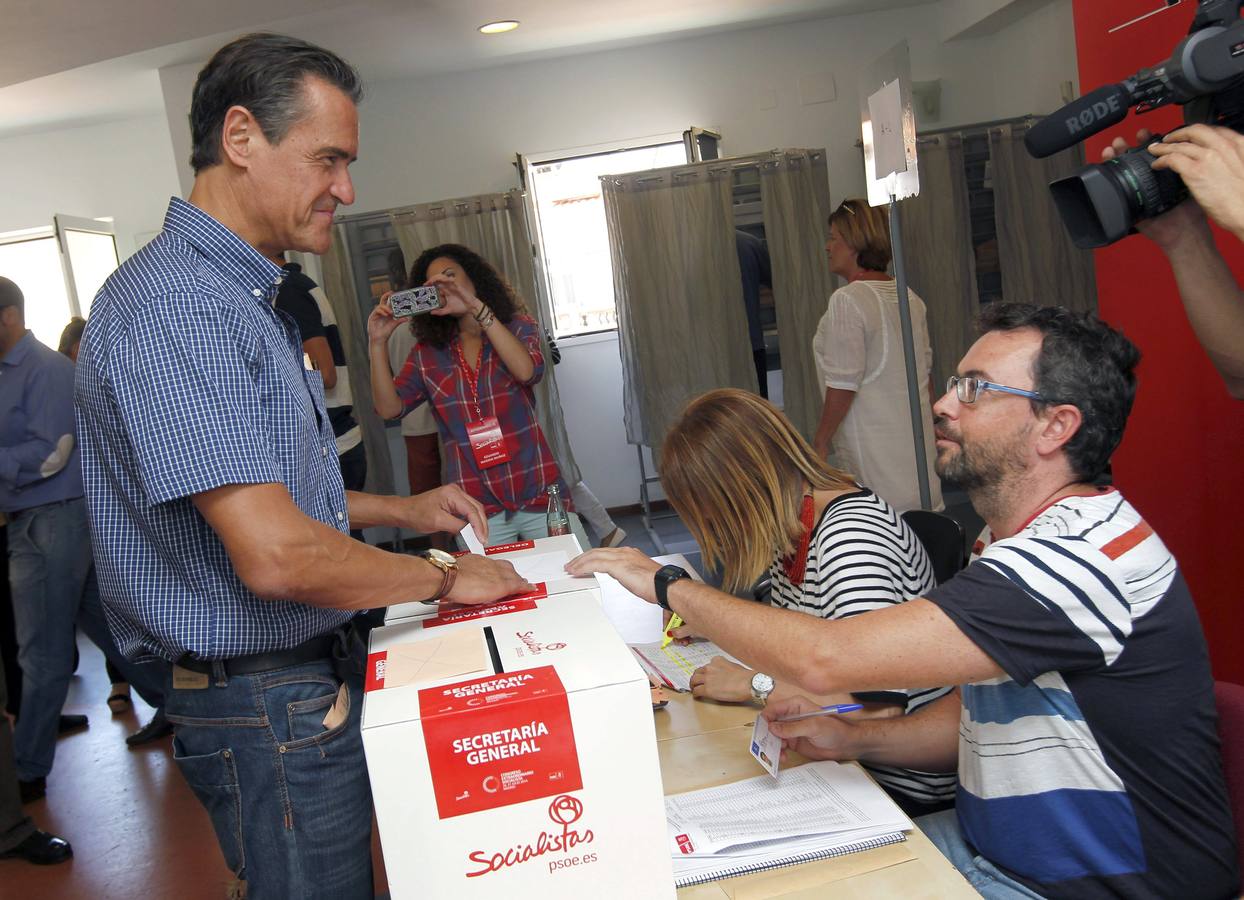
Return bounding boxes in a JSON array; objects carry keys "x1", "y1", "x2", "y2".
[{"x1": 74, "y1": 34, "x2": 528, "y2": 899}]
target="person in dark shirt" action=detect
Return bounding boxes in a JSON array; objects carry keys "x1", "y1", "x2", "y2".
[{"x1": 735, "y1": 230, "x2": 772, "y2": 398}]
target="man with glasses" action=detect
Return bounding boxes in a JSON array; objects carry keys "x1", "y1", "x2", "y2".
[{"x1": 571, "y1": 302, "x2": 1239, "y2": 899}]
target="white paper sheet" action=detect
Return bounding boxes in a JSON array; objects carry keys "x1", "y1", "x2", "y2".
[{"x1": 629, "y1": 640, "x2": 742, "y2": 692}]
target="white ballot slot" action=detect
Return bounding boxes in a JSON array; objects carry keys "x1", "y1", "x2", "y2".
[{"x1": 362, "y1": 589, "x2": 674, "y2": 899}]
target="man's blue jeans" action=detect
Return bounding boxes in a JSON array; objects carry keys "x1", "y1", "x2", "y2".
[
  {"x1": 8, "y1": 497, "x2": 166, "y2": 781},
  {"x1": 916, "y1": 809, "x2": 1047, "y2": 898},
  {"x1": 164, "y1": 657, "x2": 373, "y2": 899}
]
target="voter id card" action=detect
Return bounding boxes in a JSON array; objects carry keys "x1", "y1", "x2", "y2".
[{"x1": 750, "y1": 715, "x2": 782, "y2": 778}]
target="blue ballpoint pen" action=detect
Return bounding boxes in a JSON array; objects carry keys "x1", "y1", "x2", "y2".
[{"x1": 775, "y1": 703, "x2": 863, "y2": 723}]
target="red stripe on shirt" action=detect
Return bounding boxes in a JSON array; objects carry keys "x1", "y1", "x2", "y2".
[{"x1": 1101, "y1": 521, "x2": 1153, "y2": 560}]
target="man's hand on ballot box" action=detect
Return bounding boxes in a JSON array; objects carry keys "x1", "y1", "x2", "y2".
[{"x1": 445, "y1": 553, "x2": 533, "y2": 605}]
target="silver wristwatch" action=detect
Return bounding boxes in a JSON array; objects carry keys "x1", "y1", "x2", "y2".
[{"x1": 750, "y1": 672, "x2": 775, "y2": 705}]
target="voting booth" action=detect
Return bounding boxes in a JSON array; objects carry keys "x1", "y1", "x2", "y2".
[{"x1": 362, "y1": 544, "x2": 675, "y2": 898}]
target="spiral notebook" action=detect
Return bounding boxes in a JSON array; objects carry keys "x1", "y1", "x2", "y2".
[{"x1": 665, "y1": 761, "x2": 911, "y2": 887}]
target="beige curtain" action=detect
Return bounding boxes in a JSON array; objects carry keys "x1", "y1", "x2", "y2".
[
  {"x1": 897, "y1": 134, "x2": 981, "y2": 389},
  {"x1": 316, "y1": 225, "x2": 395, "y2": 494},
  {"x1": 758, "y1": 149, "x2": 833, "y2": 440},
  {"x1": 601, "y1": 162, "x2": 754, "y2": 449},
  {"x1": 389, "y1": 191, "x2": 580, "y2": 486},
  {"x1": 989, "y1": 123, "x2": 1097, "y2": 314}
]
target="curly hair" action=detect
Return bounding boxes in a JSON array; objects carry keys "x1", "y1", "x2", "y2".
[
  {"x1": 977, "y1": 303, "x2": 1141, "y2": 482},
  {"x1": 407, "y1": 244, "x2": 523, "y2": 348}
]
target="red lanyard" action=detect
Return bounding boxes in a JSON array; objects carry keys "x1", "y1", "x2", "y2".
[
  {"x1": 452, "y1": 340, "x2": 486, "y2": 420},
  {"x1": 782, "y1": 494, "x2": 816, "y2": 585}
]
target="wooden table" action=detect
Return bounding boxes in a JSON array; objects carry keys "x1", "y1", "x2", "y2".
[{"x1": 599, "y1": 556, "x2": 977, "y2": 899}]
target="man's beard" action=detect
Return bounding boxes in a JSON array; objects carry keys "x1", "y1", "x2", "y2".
[{"x1": 934, "y1": 417, "x2": 1029, "y2": 492}]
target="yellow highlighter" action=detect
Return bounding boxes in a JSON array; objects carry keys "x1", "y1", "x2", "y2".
[{"x1": 661, "y1": 613, "x2": 684, "y2": 649}]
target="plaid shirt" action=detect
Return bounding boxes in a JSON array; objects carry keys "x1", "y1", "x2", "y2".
[
  {"x1": 74, "y1": 198, "x2": 354, "y2": 661},
  {"x1": 393, "y1": 316, "x2": 570, "y2": 516}
]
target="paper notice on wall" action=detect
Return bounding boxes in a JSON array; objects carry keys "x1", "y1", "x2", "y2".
[
  {"x1": 868, "y1": 79, "x2": 907, "y2": 178},
  {"x1": 384, "y1": 630, "x2": 491, "y2": 688}
]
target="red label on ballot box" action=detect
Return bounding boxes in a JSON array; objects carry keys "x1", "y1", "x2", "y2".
[
  {"x1": 423, "y1": 597, "x2": 540, "y2": 629},
  {"x1": 365, "y1": 651, "x2": 387, "y2": 693},
  {"x1": 419, "y1": 666, "x2": 582, "y2": 819},
  {"x1": 484, "y1": 540, "x2": 536, "y2": 555}
]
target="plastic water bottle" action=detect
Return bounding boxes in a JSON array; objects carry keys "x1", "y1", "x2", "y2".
[{"x1": 546, "y1": 484, "x2": 570, "y2": 536}]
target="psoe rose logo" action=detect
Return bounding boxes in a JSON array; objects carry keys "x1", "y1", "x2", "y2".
[
  {"x1": 464, "y1": 794, "x2": 595, "y2": 878},
  {"x1": 516, "y1": 630, "x2": 568, "y2": 655}
]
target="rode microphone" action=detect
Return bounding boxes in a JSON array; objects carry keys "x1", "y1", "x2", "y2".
[{"x1": 1024, "y1": 84, "x2": 1133, "y2": 158}]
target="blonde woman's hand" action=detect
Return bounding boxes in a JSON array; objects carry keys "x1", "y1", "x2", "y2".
[{"x1": 689, "y1": 657, "x2": 753, "y2": 703}]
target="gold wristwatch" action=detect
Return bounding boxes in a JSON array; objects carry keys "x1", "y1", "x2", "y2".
[{"x1": 420, "y1": 549, "x2": 458, "y2": 604}]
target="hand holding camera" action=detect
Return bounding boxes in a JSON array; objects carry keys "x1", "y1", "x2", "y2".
[
  {"x1": 1029, "y1": 0, "x2": 1244, "y2": 248},
  {"x1": 1149, "y1": 125, "x2": 1244, "y2": 241}
]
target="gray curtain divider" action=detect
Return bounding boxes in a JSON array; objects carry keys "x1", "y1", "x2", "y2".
[
  {"x1": 317, "y1": 226, "x2": 395, "y2": 495},
  {"x1": 989, "y1": 123, "x2": 1097, "y2": 314},
  {"x1": 758, "y1": 149, "x2": 833, "y2": 440},
  {"x1": 897, "y1": 133, "x2": 980, "y2": 390},
  {"x1": 388, "y1": 190, "x2": 581, "y2": 487},
  {"x1": 601, "y1": 162, "x2": 754, "y2": 450}
]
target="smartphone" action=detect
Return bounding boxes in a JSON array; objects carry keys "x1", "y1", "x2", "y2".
[{"x1": 389, "y1": 285, "x2": 442, "y2": 318}]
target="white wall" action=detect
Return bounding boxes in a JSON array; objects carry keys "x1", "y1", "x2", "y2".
[
  {"x1": 0, "y1": 114, "x2": 181, "y2": 261},
  {"x1": 341, "y1": 0, "x2": 1077, "y2": 510},
  {"x1": 0, "y1": 0, "x2": 1077, "y2": 513}
]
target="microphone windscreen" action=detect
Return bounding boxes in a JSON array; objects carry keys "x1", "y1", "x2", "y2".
[{"x1": 1025, "y1": 84, "x2": 1131, "y2": 158}]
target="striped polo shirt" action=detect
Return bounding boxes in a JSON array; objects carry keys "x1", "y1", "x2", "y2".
[{"x1": 928, "y1": 489, "x2": 1239, "y2": 898}]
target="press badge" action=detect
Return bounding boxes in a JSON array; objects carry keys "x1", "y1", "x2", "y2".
[{"x1": 465, "y1": 416, "x2": 510, "y2": 468}]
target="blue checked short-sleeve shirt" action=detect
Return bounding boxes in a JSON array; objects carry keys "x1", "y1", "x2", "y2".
[{"x1": 75, "y1": 198, "x2": 354, "y2": 661}]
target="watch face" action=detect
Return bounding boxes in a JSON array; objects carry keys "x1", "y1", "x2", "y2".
[
  {"x1": 425, "y1": 548, "x2": 456, "y2": 567},
  {"x1": 751, "y1": 672, "x2": 775, "y2": 694}
]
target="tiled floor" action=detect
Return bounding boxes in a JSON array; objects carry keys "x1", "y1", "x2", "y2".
[{"x1": 2, "y1": 637, "x2": 389, "y2": 899}]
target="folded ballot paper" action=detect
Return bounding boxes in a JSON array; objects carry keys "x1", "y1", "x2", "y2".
[{"x1": 665, "y1": 761, "x2": 912, "y2": 887}]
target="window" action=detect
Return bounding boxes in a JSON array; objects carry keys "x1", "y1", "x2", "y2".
[
  {"x1": 0, "y1": 215, "x2": 119, "y2": 349},
  {"x1": 523, "y1": 138, "x2": 691, "y2": 337},
  {"x1": 0, "y1": 230, "x2": 73, "y2": 349}
]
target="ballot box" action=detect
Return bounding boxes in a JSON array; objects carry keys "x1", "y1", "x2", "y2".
[
  {"x1": 361, "y1": 589, "x2": 675, "y2": 899},
  {"x1": 385, "y1": 534, "x2": 597, "y2": 625}
]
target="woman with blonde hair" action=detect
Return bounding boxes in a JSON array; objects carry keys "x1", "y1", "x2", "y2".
[
  {"x1": 812, "y1": 197, "x2": 942, "y2": 513},
  {"x1": 663, "y1": 388, "x2": 955, "y2": 814}
]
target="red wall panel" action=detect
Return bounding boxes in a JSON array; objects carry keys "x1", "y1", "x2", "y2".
[{"x1": 1070, "y1": 1, "x2": 1244, "y2": 682}]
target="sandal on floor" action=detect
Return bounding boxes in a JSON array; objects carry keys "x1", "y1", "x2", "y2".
[{"x1": 107, "y1": 684, "x2": 132, "y2": 714}]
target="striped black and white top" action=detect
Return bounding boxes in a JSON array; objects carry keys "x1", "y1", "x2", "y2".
[{"x1": 768, "y1": 488, "x2": 957, "y2": 806}]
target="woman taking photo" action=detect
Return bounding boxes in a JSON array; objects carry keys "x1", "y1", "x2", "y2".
[
  {"x1": 368, "y1": 243, "x2": 588, "y2": 548},
  {"x1": 664, "y1": 388, "x2": 956, "y2": 814},
  {"x1": 812, "y1": 198, "x2": 942, "y2": 513}
]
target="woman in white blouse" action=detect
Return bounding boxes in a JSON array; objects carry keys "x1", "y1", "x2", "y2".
[{"x1": 811, "y1": 198, "x2": 942, "y2": 513}]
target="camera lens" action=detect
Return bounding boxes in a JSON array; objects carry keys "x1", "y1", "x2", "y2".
[{"x1": 1049, "y1": 145, "x2": 1187, "y2": 249}]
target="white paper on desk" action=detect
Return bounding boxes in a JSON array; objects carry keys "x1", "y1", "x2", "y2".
[
  {"x1": 665, "y1": 760, "x2": 910, "y2": 856},
  {"x1": 629, "y1": 640, "x2": 742, "y2": 692},
  {"x1": 462, "y1": 524, "x2": 486, "y2": 555}
]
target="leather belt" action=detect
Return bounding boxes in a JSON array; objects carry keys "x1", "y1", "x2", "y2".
[{"x1": 175, "y1": 630, "x2": 339, "y2": 678}]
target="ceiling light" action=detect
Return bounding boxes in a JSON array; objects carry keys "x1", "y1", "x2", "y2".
[{"x1": 479, "y1": 20, "x2": 519, "y2": 34}]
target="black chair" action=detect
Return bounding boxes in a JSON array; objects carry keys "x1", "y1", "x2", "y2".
[{"x1": 901, "y1": 510, "x2": 966, "y2": 586}]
